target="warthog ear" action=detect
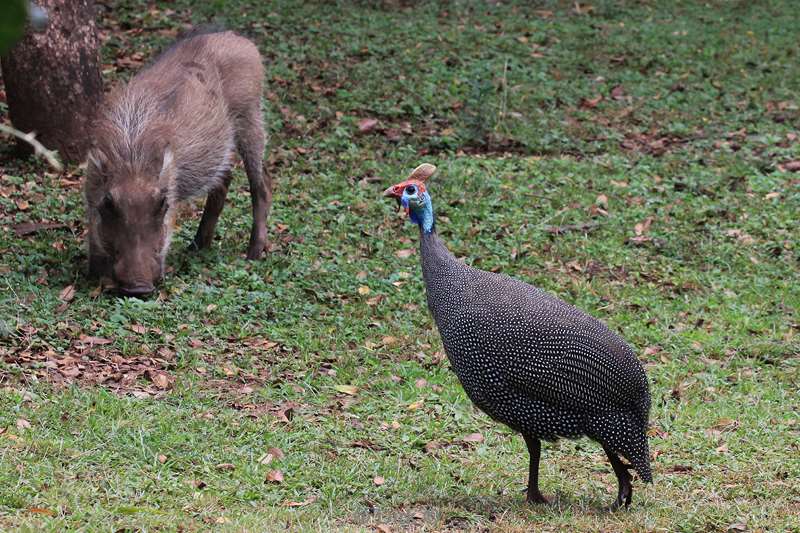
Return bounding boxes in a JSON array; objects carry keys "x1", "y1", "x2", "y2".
[{"x1": 87, "y1": 149, "x2": 108, "y2": 176}]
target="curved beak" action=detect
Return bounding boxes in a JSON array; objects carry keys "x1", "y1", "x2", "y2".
[{"x1": 383, "y1": 185, "x2": 402, "y2": 211}]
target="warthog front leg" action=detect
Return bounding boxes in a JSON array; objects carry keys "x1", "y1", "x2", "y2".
[{"x1": 191, "y1": 171, "x2": 233, "y2": 251}]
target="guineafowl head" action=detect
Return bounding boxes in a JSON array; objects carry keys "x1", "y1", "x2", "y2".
[{"x1": 384, "y1": 163, "x2": 437, "y2": 233}]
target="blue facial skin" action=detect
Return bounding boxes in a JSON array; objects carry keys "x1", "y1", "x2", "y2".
[{"x1": 401, "y1": 184, "x2": 435, "y2": 233}]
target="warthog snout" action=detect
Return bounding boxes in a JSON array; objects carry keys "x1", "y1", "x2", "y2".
[
  {"x1": 114, "y1": 255, "x2": 160, "y2": 297},
  {"x1": 117, "y1": 282, "x2": 156, "y2": 298}
]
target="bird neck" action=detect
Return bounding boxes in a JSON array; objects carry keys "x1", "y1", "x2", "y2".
[
  {"x1": 420, "y1": 226, "x2": 469, "y2": 332},
  {"x1": 409, "y1": 194, "x2": 435, "y2": 234}
]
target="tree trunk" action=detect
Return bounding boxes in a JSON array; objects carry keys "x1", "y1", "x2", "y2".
[{"x1": 1, "y1": 0, "x2": 101, "y2": 164}]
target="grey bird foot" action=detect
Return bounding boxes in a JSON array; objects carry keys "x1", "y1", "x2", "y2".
[{"x1": 607, "y1": 479, "x2": 632, "y2": 511}]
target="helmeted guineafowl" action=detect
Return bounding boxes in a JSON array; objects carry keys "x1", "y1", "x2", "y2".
[{"x1": 383, "y1": 163, "x2": 652, "y2": 509}]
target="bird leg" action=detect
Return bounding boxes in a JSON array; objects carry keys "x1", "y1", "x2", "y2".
[
  {"x1": 523, "y1": 434, "x2": 549, "y2": 504},
  {"x1": 603, "y1": 445, "x2": 633, "y2": 510}
]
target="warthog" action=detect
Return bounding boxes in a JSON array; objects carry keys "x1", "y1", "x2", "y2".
[{"x1": 84, "y1": 30, "x2": 271, "y2": 296}]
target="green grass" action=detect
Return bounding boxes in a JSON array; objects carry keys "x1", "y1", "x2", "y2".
[{"x1": 1, "y1": 0, "x2": 799, "y2": 530}]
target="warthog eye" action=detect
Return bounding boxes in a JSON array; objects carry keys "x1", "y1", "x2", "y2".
[{"x1": 99, "y1": 193, "x2": 117, "y2": 216}]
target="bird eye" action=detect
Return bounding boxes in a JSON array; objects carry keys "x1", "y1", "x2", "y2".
[{"x1": 405, "y1": 185, "x2": 416, "y2": 195}]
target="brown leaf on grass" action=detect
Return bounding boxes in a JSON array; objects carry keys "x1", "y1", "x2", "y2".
[
  {"x1": 381, "y1": 336, "x2": 398, "y2": 346},
  {"x1": 284, "y1": 496, "x2": 316, "y2": 507},
  {"x1": 59, "y1": 285, "x2": 76, "y2": 302},
  {"x1": 545, "y1": 222, "x2": 599, "y2": 235},
  {"x1": 271, "y1": 402, "x2": 298, "y2": 423},
  {"x1": 358, "y1": 118, "x2": 379, "y2": 133},
  {"x1": 462, "y1": 433, "x2": 484, "y2": 444},
  {"x1": 406, "y1": 400, "x2": 424, "y2": 411},
  {"x1": 268, "y1": 447, "x2": 285, "y2": 460},
  {"x1": 16, "y1": 418, "x2": 31, "y2": 430},
  {"x1": 373, "y1": 475, "x2": 385, "y2": 486},
  {"x1": 779, "y1": 160, "x2": 800, "y2": 172},
  {"x1": 157, "y1": 454, "x2": 167, "y2": 464},
  {"x1": 351, "y1": 439, "x2": 385, "y2": 451},
  {"x1": 725, "y1": 229, "x2": 755, "y2": 245},
  {"x1": 424, "y1": 440, "x2": 443, "y2": 453},
  {"x1": 13, "y1": 222, "x2": 67, "y2": 237},
  {"x1": 216, "y1": 463, "x2": 235, "y2": 471},
  {"x1": 580, "y1": 95, "x2": 603, "y2": 109},
  {"x1": 130, "y1": 324, "x2": 147, "y2": 334},
  {"x1": 259, "y1": 446, "x2": 285, "y2": 464},
  {"x1": 79, "y1": 335, "x2": 112, "y2": 345},
  {"x1": 643, "y1": 346, "x2": 662, "y2": 356},
  {"x1": 395, "y1": 248, "x2": 414, "y2": 259},
  {"x1": 375, "y1": 525, "x2": 392, "y2": 533},
  {"x1": 147, "y1": 370, "x2": 173, "y2": 390},
  {"x1": 265, "y1": 470, "x2": 284, "y2": 483},
  {"x1": 610, "y1": 85, "x2": 626, "y2": 100},
  {"x1": 711, "y1": 418, "x2": 740, "y2": 432},
  {"x1": 634, "y1": 217, "x2": 654, "y2": 236},
  {"x1": 334, "y1": 384, "x2": 358, "y2": 396},
  {"x1": 15, "y1": 198, "x2": 30, "y2": 211},
  {"x1": 27, "y1": 507, "x2": 56, "y2": 516}
]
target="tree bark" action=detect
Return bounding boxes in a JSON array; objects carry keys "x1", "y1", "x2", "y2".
[{"x1": 1, "y1": 0, "x2": 101, "y2": 164}]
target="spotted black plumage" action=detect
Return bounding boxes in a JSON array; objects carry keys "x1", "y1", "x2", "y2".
[{"x1": 384, "y1": 164, "x2": 652, "y2": 509}]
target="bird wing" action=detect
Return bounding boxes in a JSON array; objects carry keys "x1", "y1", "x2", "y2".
[{"x1": 459, "y1": 274, "x2": 646, "y2": 415}]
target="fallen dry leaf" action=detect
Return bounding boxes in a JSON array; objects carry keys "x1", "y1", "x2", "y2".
[
  {"x1": 157, "y1": 454, "x2": 167, "y2": 464},
  {"x1": 373, "y1": 475, "x2": 385, "y2": 486},
  {"x1": 581, "y1": 95, "x2": 603, "y2": 109},
  {"x1": 148, "y1": 370, "x2": 173, "y2": 390},
  {"x1": 216, "y1": 463, "x2": 235, "y2": 471},
  {"x1": 358, "y1": 118, "x2": 379, "y2": 133},
  {"x1": 334, "y1": 384, "x2": 358, "y2": 396},
  {"x1": 407, "y1": 400, "x2": 424, "y2": 411},
  {"x1": 780, "y1": 160, "x2": 800, "y2": 172},
  {"x1": 266, "y1": 470, "x2": 284, "y2": 483},
  {"x1": 712, "y1": 418, "x2": 740, "y2": 432},
  {"x1": 395, "y1": 248, "x2": 414, "y2": 259},
  {"x1": 59, "y1": 285, "x2": 76, "y2": 302},
  {"x1": 16, "y1": 418, "x2": 31, "y2": 430},
  {"x1": 27, "y1": 507, "x2": 56, "y2": 516},
  {"x1": 284, "y1": 496, "x2": 316, "y2": 507},
  {"x1": 634, "y1": 217, "x2": 654, "y2": 236},
  {"x1": 79, "y1": 335, "x2": 112, "y2": 345},
  {"x1": 259, "y1": 447, "x2": 285, "y2": 465},
  {"x1": 357, "y1": 285, "x2": 371, "y2": 296},
  {"x1": 462, "y1": 432, "x2": 484, "y2": 443}
]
